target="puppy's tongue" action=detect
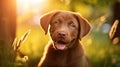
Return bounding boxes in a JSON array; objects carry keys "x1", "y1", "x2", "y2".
[{"x1": 55, "y1": 42, "x2": 66, "y2": 50}]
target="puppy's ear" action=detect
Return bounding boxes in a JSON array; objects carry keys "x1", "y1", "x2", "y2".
[
  {"x1": 74, "y1": 13, "x2": 91, "y2": 40},
  {"x1": 40, "y1": 11, "x2": 60, "y2": 34}
]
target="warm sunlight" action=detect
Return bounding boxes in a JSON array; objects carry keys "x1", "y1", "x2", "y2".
[
  {"x1": 17, "y1": 0, "x2": 45, "y2": 24},
  {"x1": 17, "y1": 0, "x2": 44, "y2": 6},
  {"x1": 17, "y1": 0, "x2": 45, "y2": 12}
]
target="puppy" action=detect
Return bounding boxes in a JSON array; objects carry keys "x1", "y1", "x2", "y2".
[{"x1": 38, "y1": 10, "x2": 91, "y2": 67}]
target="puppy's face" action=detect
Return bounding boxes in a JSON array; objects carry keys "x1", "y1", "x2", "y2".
[
  {"x1": 40, "y1": 11, "x2": 91, "y2": 50},
  {"x1": 50, "y1": 13, "x2": 79, "y2": 50}
]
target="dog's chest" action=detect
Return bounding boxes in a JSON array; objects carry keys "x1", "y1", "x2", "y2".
[{"x1": 47, "y1": 46, "x2": 83, "y2": 67}]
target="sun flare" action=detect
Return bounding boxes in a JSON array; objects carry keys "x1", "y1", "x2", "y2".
[
  {"x1": 17, "y1": 0, "x2": 45, "y2": 8},
  {"x1": 17, "y1": 0, "x2": 45, "y2": 23}
]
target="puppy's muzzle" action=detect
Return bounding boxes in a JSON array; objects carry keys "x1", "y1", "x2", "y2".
[
  {"x1": 58, "y1": 31, "x2": 67, "y2": 37},
  {"x1": 53, "y1": 31, "x2": 69, "y2": 50}
]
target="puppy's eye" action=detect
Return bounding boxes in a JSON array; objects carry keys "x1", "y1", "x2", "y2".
[
  {"x1": 53, "y1": 21, "x2": 60, "y2": 25},
  {"x1": 69, "y1": 21, "x2": 76, "y2": 29}
]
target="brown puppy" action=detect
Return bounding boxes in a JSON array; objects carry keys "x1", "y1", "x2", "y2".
[{"x1": 38, "y1": 10, "x2": 91, "y2": 67}]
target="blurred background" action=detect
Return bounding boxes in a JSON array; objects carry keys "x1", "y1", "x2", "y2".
[{"x1": 0, "y1": 0, "x2": 120, "y2": 67}]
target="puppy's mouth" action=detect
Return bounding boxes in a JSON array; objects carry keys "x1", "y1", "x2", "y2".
[{"x1": 54, "y1": 40, "x2": 68, "y2": 50}]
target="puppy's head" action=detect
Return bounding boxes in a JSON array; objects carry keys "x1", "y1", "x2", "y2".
[{"x1": 40, "y1": 10, "x2": 91, "y2": 50}]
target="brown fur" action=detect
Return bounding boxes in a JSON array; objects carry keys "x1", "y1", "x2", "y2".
[{"x1": 38, "y1": 10, "x2": 91, "y2": 67}]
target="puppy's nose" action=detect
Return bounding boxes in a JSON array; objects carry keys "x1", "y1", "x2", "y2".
[{"x1": 58, "y1": 32, "x2": 66, "y2": 37}]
